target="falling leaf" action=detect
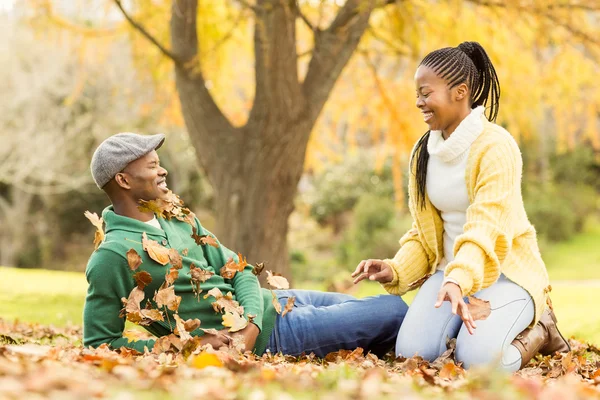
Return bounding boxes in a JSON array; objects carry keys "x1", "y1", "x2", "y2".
[
  {"x1": 203, "y1": 287, "x2": 224, "y2": 300},
  {"x1": 84, "y1": 211, "x2": 105, "y2": 250},
  {"x1": 133, "y1": 271, "x2": 152, "y2": 289},
  {"x1": 190, "y1": 351, "x2": 223, "y2": 369},
  {"x1": 271, "y1": 291, "x2": 282, "y2": 314},
  {"x1": 222, "y1": 311, "x2": 248, "y2": 333},
  {"x1": 126, "y1": 249, "x2": 142, "y2": 271},
  {"x1": 281, "y1": 296, "x2": 295, "y2": 317},
  {"x1": 191, "y1": 227, "x2": 219, "y2": 248},
  {"x1": 120, "y1": 287, "x2": 163, "y2": 326},
  {"x1": 164, "y1": 267, "x2": 179, "y2": 286},
  {"x1": 190, "y1": 264, "x2": 214, "y2": 284},
  {"x1": 138, "y1": 198, "x2": 172, "y2": 217},
  {"x1": 211, "y1": 292, "x2": 244, "y2": 315},
  {"x1": 220, "y1": 254, "x2": 248, "y2": 279},
  {"x1": 154, "y1": 285, "x2": 181, "y2": 312},
  {"x1": 466, "y1": 296, "x2": 491, "y2": 321},
  {"x1": 182, "y1": 248, "x2": 189, "y2": 256},
  {"x1": 266, "y1": 271, "x2": 289, "y2": 290},
  {"x1": 173, "y1": 314, "x2": 193, "y2": 342},
  {"x1": 141, "y1": 232, "x2": 170, "y2": 265},
  {"x1": 183, "y1": 318, "x2": 201, "y2": 333},
  {"x1": 252, "y1": 262, "x2": 265, "y2": 276},
  {"x1": 168, "y1": 248, "x2": 183, "y2": 269}
]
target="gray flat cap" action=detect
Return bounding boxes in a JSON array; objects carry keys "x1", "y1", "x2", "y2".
[{"x1": 91, "y1": 132, "x2": 165, "y2": 189}]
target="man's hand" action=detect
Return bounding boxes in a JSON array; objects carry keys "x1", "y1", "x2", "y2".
[
  {"x1": 230, "y1": 322, "x2": 259, "y2": 352},
  {"x1": 198, "y1": 330, "x2": 231, "y2": 349},
  {"x1": 435, "y1": 282, "x2": 477, "y2": 335},
  {"x1": 351, "y1": 259, "x2": 394, "y2": 284}
]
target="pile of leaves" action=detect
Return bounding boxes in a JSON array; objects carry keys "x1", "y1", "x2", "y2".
[{"x1": 1, "y1": 319, "x2": 599, "y2": 399}]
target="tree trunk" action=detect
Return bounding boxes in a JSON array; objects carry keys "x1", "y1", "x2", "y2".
[
  {"x1": 0, "y1": 188, "x2": 34, "y2": 267},
  {"x1": 168, "y1": 0, "x2": 376, "y2": 278}
]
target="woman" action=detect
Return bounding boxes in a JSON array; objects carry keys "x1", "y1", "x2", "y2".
[{"x1": 352, "y1": 42, "x2": 569, "y2": 372}]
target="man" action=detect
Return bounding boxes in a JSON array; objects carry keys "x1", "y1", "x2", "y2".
[{"x1": 84, "y1": 132, "x2": 408, "y2": 357}]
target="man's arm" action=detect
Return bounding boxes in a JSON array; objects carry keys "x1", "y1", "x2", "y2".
[
  {"x1": 83, "y1": 249, "x2": 156, "y2": 352},
  {"x1": 198, "y1": 222, "x2": 264, "y2": 333}
]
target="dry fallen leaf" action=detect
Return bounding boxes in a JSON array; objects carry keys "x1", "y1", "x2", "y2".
[
  {"x1": 173, "y1": 314, "x2": 193, "y2": 342},
  {"x1": 191, "y1": 227, "x2": 220, "y2": 248},
  {"x1": 281, "y1": 296, "x2": 295, "y2": 317},
  {"x1": 466, "y1": 296, "x2": 491, "y2": 321},
  {"x1": 164, "y1": 268, "x2": 179, "y2": 286},
  {"x1": 220, "y1": 253, "x2": 248, "y2": 280},
  {"x1": 133, "y1": 271, "x2": 152, "y2": 289},
  {"x1": 271, "y1": 291, "x2": 282, "y2": 314},
  {"x1": 142, "y1": 232, "x2": 170, "y2": 266},
  {"x1": 252, "y1": 262, "x2": 265, "y2": 277},
  {"x1": 154, "y1": 285, "x2": 181, "y2": 312},
  {"x1": 138, "y1": 198, "x2": 172, "y2": 217},
  {"x1": 222, "y1": 311, "x2": 248, "y2": 333},
  {"x1": 211, "y1": 292, "x2": 244, "y2": 316},
  {"x1": 84, "y1": 211, "x2": 105, "y2": 250},
  {"x1": 168, "y1": 248, "x2": 183, "y2": 270},
  {"x1": 266, "y1": 271, "x2": 289, "y2": 290},
  {"x1": 120, "y1": 287, "x2": 164, "y2": 326},
  {"x1": 126, "y1": 249, "x2": 142, "y2": 271},
  {"x1": 203, "y1": 287, "x2": 224, "y2": 300}
]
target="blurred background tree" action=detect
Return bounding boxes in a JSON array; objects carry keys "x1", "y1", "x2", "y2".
[{"x1": 1, "y1": 0, "x2": 599, "y2": 286}]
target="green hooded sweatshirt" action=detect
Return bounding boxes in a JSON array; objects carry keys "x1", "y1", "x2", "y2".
[{"x1": 83, "y1": 206, "x2": 277, "y2": 354}]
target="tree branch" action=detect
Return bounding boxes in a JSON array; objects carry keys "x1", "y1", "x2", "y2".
[
  {"x1": 295, "y1": 0, "x2": 315, "y2": 31},
  {"x1": 114, "y1": 0, "x2": 181, "y2": 65}
]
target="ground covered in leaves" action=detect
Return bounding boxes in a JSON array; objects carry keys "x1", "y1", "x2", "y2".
[{"x1": 1, "y1": 319, "x2": 599, "y2": 400}]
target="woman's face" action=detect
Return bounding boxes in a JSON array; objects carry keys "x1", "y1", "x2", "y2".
[{"x1": 414, "y1": 65, "x2": 469, "y2": 136}]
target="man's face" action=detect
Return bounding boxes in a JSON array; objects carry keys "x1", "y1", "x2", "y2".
[{"x1": 119, "y1": 150, "x2": 169, "y2": 202}]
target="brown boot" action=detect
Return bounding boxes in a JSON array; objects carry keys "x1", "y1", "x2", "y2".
[{"x1": 511, "y1": 308, "x2": 571, "y2": 369}]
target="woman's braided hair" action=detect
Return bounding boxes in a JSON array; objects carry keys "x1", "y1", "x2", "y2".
[{"x1": 412, "y1": 41, "x2": 501, "y2": 209}]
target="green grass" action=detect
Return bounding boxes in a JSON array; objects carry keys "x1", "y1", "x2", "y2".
[{"x1": 542, "y1": 222, "x2": 600, "y2": 280}]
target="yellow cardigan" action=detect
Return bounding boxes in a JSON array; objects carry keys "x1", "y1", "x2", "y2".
[{"x1": 382, "y1": 118, "x2": 550, "y2": 325}]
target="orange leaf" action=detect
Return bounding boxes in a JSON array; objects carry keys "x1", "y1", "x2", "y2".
[
  {"x1": 133, "y1": 271, "x2": 152, "y2": 289},
  {"x1": 220, "y1": 254, "x2": 248, "y2": 280},
  {"x1": 266, "y1": 271, "x2": 289, "y2": 290},
  {"x1": 281, "y1": 296, "x2": 295, "y2": 317},
  {"x1": 142, "y1": 232, "x2": 170, "y2": 265},
  {"x1": 466, "y1": 296, "x2": 491, "y2": 321},
  {"x1": 126, "y1": 249, "x2": 142, "y2": 271},
  {"x1": 164, "y1": 268, "x2": 179, "y2": 286}
]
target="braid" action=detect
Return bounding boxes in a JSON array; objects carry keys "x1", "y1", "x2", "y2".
[{"x1": 413, "y1": 41, "x2": 501, "y2": 209}]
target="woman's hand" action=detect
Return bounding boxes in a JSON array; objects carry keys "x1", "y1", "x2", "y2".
[
  {"x1": 351, "y1": 259, "x2": 394, "y2": 284},
  {"x1": 435, "y1": 282, "x2": 477, "y2": 335}
]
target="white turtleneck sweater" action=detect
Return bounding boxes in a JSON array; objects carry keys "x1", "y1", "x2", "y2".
[{"x1": 426, "y1": 106, "x2": 485, "y2": 273}]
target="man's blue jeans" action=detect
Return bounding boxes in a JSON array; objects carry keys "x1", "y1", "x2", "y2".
[{"x1": 264, "y1": 289, "x2": 408, "y2": 358}]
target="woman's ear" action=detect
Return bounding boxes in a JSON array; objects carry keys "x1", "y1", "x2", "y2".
[
  {"x1": 114, "y1": 172, "x2": 131, "y2": 190},
  {"x1": 455, "y1": 83, "x2": 468, "y2": 101}
]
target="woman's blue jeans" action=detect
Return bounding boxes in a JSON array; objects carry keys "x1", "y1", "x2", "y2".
[{"x1": 265, "y1": 289, "x2": 408, "y2": 358}]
